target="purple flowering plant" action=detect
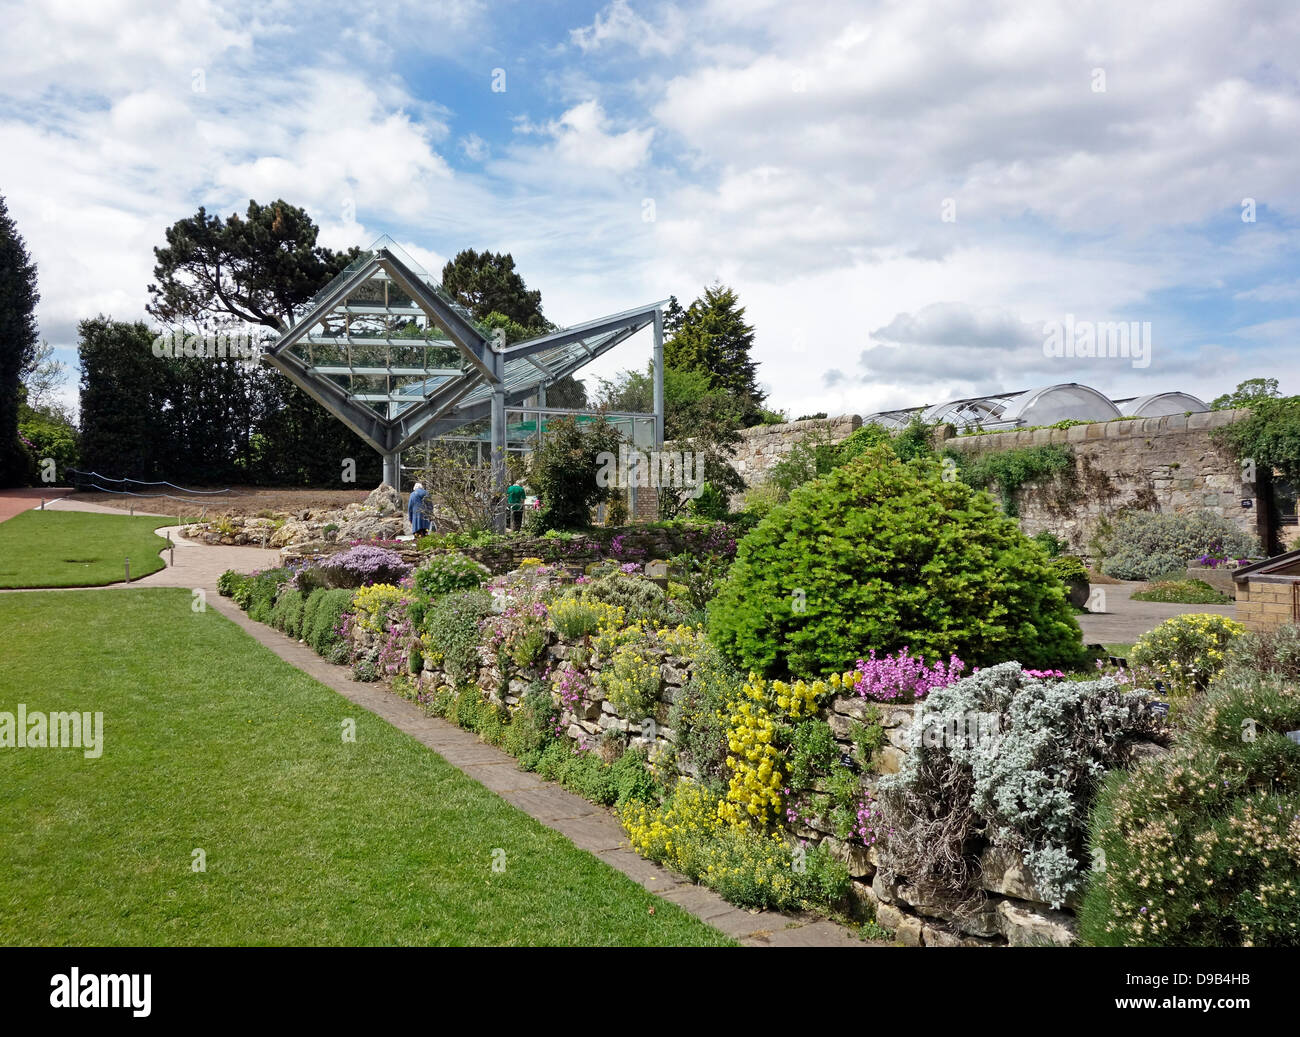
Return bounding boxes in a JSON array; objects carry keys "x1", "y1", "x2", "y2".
[{"x1": 852, "y1": 647, "x2": 965, "y2": 702}]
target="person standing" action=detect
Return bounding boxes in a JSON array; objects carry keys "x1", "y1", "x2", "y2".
[
  {"x1": 506, "y1": 480, "x2": 525, "y2": 532},
  {"x1": 408, "y1": 481, "x2": 431, "y2": 535}
]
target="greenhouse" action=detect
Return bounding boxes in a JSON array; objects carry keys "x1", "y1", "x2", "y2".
[
  {"x1": 864, "y1": 382, "x2": 1209, "y2": 433},
  {"x1": 263, "y1": 236, "x2": 666, "y2": 489}
]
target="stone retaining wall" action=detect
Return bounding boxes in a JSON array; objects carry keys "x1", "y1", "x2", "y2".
[
  {"x1": 942, "y1": 409, "x2": 1260, "y2": 559},
  {"x1": 715, "y1": 408, "x2": 1262, "y2": 562},
  {"x1": 351, "y1": 612, "x2": 1084, "y2": 946}
]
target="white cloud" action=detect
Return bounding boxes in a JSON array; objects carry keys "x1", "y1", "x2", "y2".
[
  {"x1": 569, "y1": 0, "x2": 685, "y2": 57},
  {"x1": 3, "y1": 0, "x2": 1299, "y2": 423}
]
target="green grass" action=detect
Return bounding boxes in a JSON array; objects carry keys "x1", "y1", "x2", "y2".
[
  {"x1": 0, "y1": 590, "x2": 732, "y2": 946},
  {"x1": 1130, "y1": 578, "x2": 1233, "y2": 605},
  {"x1": 0, "y1": 510, "x2": 176, "y2": 587}
]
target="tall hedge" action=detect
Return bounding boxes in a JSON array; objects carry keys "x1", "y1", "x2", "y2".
[{"x1": 709, "y1": 445, "x2": 1087, "y2": 675}]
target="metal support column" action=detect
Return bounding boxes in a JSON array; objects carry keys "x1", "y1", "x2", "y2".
[
  {"x1": 383, "y1": 450, "x2": 402, "y2": 490},
  {"x1": 490, "y1": 351, "x2": 507, "y2": 531},
  {"x1": 652, "y1": 307, "x2": 665, "y2": 448}
]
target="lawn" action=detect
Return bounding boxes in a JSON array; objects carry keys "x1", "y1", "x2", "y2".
[
  {"x1": 0, "y1": 589, "x2": 731, "y2": 946},
  {"x1": 0, "y1": 510, "x2": 176, "y2": 588}
]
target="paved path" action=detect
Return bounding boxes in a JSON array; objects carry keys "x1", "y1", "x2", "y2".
[
  {"x1": 0, "y1": 486, "x2": 74, "y2": 523},
  {"x1": 1075, "y1": 580, "x2": 1238, "y2": 645},
  {"x1": 5, "y1": 498, "x2": 871, "y2": 946}
]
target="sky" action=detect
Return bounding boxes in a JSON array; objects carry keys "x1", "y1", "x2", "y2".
[{"x1": 1, "y1": 0, "x2": 1297, "y2": 421}]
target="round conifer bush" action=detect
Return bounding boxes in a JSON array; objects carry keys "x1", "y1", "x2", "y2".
[{"x1": 709, "y1": 445, "x2": 1088, "y2": 675}]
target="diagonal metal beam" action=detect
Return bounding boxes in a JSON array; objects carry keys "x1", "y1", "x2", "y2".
[
  {"x1": 500, "y1": 302, "x2": 665, "y2": 358},
  {"x1": 265, "y1": 256, "x2": 385, "y2": 358},
  {"x1": 375, "y1": 250, "x2": 497, "y2": 383},
  {"x1": 261, "y1": 349, "x2": 392, "y2": 453},
  {"x1": 392, "y1": 375, "x2": 487, "y2": 452}
]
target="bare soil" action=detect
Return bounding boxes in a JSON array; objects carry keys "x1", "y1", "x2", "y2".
[{"x1": 61, "y1": 486, "x2": 373, "y2": 522}]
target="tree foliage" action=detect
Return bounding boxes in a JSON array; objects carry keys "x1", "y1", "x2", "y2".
[
  {"x1": 0, "y1": 194, "x2": 40, "y2": 486},
  {"x1": 1214, "y1": 391, "x2": 1300, "y2": 487},
  {"x1": 440, "y1": 248, "x2": 546, "y2": 333},
  {"x1": 527, "y1": 415, "x2": 623, "y2": 530},
  {"x1": 710, "y1": 445, "x2": 1088, "y2": 676},
  {"x1": 147, "y1": 199, "x2": 360, "y2": 329},
  {"x1": 664, "y1": 284, "x2": 765, "y2": 423},
  {"x1": 1211, "y1": 377, "x2": 1279, "y2": 411}
]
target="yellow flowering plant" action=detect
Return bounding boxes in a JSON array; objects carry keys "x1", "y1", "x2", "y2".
[
  {"x1": 717, "y1": 672, "x2": 834, "y2": 828},
  {"x1": 1130, "y1": 613, "x2": 1245, "y2": 697},
  {"x1": 350, "y1": 583, "x2": 408, "y2": 633}
]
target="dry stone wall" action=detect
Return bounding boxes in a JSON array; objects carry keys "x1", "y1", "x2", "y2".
[
  {"x1": 352, "y1": 608, "x2": 1083, "y2": 946},
  {"x1": 718, "y1": 409, "x2": 1261, "y2": 562}
]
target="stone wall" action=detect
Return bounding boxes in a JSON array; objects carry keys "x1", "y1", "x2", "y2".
[
  {"x1": 352, "y1": 606, "x2": 1082, "y2": 946},
  {"x1": 942, "y1": 409, "x2": 1262, "y2": 559},
  {"x1": 722, "y1": 408, "x2": 1264, "y2": 561}
]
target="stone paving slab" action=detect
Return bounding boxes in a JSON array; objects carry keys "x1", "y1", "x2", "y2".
[{"x1": 1075, "y1": 580, "x2": 1238, "y2": 644}]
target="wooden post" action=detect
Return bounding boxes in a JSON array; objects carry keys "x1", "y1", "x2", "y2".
[{"x1": 125, "y1": 558, "x2": 130, "y2": 583}]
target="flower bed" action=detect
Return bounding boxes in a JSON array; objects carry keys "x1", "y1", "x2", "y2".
[{"x1": 218, "y1": 555, "x2": 1187, "y2": 944}]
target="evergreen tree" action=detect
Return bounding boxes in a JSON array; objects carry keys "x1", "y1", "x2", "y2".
[
  {"x1": 148, "y1": 200, "x2": 359, "y2": 330},
  {"x1": 440, "y1": 249, "x2": 546, "y2": 332},
  {"x1": 0, "y1": 194, "x2": 40, "y2": 486},
  {"x1": 77, "y1": 318, "x2": 169, "y2": 479},
  {"x1": 664, "y1": 284, "x2": 765, "y2": 424}
]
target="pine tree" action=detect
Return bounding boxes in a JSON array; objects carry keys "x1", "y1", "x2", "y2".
[
  {"x1": 0, "y1": 194, "x2": 40, "y2": 486},
  {"x1": 663, "y1": 284, "x2": 765, "y2": 421}
]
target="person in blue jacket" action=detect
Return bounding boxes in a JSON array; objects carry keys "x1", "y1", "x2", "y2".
[{"x1": 407, "y1": 482, "x2": 432, "y2": 534}]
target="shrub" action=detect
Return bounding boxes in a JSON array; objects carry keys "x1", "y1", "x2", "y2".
[
  {"x1": 423, "y1": 590, "x2": 494, "y2": 683},
  {"x1": 578, "y1": 571, "x2": 676, "y2": 628},
  {"x1": 270, "y1": 589, "x2": 306, "y2": 638},
  {"x1": 244, "y1": 569, "x2": 290, "y2": 625},
  {"x1": 710, "y1": 445, "x2": 1088, "y2": 676},
  {"x1": 318, "y1": 544, "x2": 411, "y2": 588},
  {"x1": 1049, "y1": 555, "x2": 1089, "y2": 586},
  {"x1": 549, "y1": 597, "x2": 604, "y2": 640},
  {"x1": 1220, "y1": 622, "x2": 1300, "y2": 684},
  {"x1": 598, "y1": 642, "x2": 661, "y2": 718},
  {"x1": 668, "y1": 550, "x2": 731, "y2": 616},
  {"x1": 1080, "y1": 674, "x2": 1300, "y2": 946},
  {"x1": 504, "y1": 682, "x2": 558, "y2": 766},
  {"x1": 528, "y1": 414, "x2": 623, "y2": 530},
  {"x1": 850, "y1": 647, "x2": 965, "y2": 703},
  {"x1": 350, "y1": 583, "x2": 408, "y2": 633},
  {"x1": 302, "y1": 588, "x2": 357, "y2": 658},
  {"x1": 1129, "y1": 613, "x2": 1245, "y2": 697},
  {"x1": 217, "y1": 569, "x2": 242, "y2": 597},
  {"x1": 669, "y1": 640, "x2": 741, "y2": 793},
  {"x1": 1099, "y1": 510, "x2": 1259, "y2": 582},
  {"x1": 412, "y1": 552, "x2": 489, "y2": 598},
  {"x1": 620, "y1": 779, "x2": 850, "y2": 911},
  {"x1": 1129, "y1": 579, "x2": 1231, "y2": 605},
  {"x1": 877, "y1": 662, "x2": 1166, "y2": 911},
  {"x1": 1031, "y1": 531, "x2": 1069, "y2": 558}
]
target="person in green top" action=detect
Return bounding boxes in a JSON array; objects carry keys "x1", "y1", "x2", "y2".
[{"x1": 506, "y1": 481, "x2": 525, "y2": 531}]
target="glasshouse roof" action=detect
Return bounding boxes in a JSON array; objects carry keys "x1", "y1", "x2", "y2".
[
  {"x1": 262, "y1": 236, "x2": 666, "y2": 461},
  {"x1": 864, "y1": 383, "x2": 1208, "y2": 432}
]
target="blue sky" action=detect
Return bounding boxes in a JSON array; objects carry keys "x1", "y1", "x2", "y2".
[{"x1": 1, "y1": 0, "x2": 1297, "y2": 418}]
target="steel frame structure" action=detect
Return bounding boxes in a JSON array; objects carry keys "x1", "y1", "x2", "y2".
[{"x1": 262, "y1": 238, "x2": 666, "y2": 501}]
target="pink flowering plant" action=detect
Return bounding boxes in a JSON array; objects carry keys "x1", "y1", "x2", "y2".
[{"x1": 852, "y1": 647, "x2": 966, "y2": 702}]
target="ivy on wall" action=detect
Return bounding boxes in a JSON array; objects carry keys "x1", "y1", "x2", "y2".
[{"x1": 946, "y1": 443, "x2": 1075, "y2": 516}]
